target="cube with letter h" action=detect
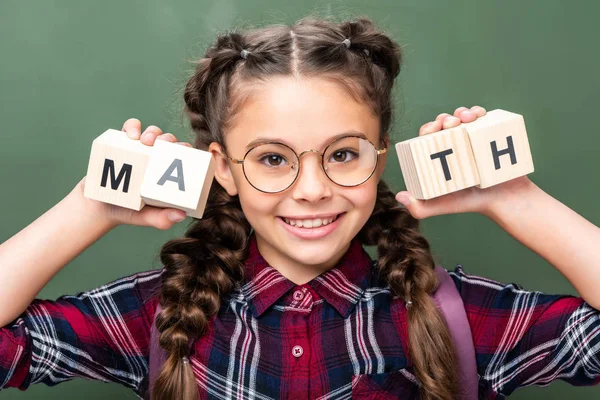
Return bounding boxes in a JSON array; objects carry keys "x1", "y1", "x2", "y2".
[
  {"x1": 395, "y1": 109, "x2": 534, "y2": 200},
  {"x1": 83, "y1": 129, "x2": 215, "y2": 218}
]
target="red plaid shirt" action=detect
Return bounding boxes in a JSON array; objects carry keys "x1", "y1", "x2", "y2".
[{"x1": 1, "y1": 234, "x2": 599, "y2": 399}]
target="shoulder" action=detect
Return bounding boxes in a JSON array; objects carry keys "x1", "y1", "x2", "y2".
[
  {"x1": 444, "y1": 264, "x2": 581, "y2": 310},
  {"x1": 75, "y1": 268, "x2": 163, "y2": 300},
  {"x1": 60, "y1": 267, "x2": 165, "y2": 320},
  {"x1": 446, "y1": 264, "x2": 526, "y2": 299},
  {"x1": 369, "y1": 261, "x2": 525, "y2": 297}
]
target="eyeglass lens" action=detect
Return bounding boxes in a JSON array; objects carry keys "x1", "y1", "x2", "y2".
[{"x1": 242, "y1": 136, "x2": 378, "y2": 193}]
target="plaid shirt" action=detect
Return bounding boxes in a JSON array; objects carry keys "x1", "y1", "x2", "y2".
[{"x1": 1, "y1": 234, "x2": 599, "y2": 399}]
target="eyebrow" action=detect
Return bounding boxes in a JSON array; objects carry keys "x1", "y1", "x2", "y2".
[{"x1": 244, "y1": 131, "x2": 370, "y2": 150}]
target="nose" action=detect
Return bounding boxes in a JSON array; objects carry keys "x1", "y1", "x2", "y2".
[{"x1": 290, "y1": 151, "x2": 332, "y2": 202}]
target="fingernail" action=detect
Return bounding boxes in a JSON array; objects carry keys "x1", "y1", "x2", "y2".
[
  {"x1": 168, "y1": 211, "x2": 186, "y2": 222},
  {"x1": 396, "y1": 193, "x2": 412, "y2": 206},
  {"x1": 125, "y1": 129, "x2": 137, "y2": 139}
]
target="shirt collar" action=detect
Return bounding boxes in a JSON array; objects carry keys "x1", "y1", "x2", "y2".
[{"x1": 240, "y1": 233, "x2": 374, "y2": 318}]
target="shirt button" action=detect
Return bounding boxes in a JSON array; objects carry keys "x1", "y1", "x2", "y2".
[
  {"x1": 292, "y1": 345, "x2": 304, "y2": 358},
  {"x1": 293, "y1": 290, "x2": 304, "y2": 301}
]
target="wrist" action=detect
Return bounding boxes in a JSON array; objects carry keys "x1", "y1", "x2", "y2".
[
  {"x1": 482, "y1": 176, "x2": 539, "y2": 222},
  {"x1": 66, "y1": 179, "x2": 120, "y2": 232}
]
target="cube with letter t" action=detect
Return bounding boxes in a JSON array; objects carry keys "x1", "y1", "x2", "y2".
[
  {"x1": 84, "y1": 129, "x2": 215, "y2": 218},
  {"x1": 395, "y1": 109, "x2": 534, "y2": 200}
]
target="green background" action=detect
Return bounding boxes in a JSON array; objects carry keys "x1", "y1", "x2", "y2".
[{"x1": 1, "y1": 0, "x2": 599, "y2": 398}]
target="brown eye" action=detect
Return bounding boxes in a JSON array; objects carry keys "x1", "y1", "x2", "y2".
[
  {"x1": 333, "y1": 151, "x2": 346, "y2": 162},
  {"x1": 258, "y1": 153, "x2": 287, "y2": 167},
  {"x1": 268, "y1": 155, "x2": 282, "y2": 166},
  {"x1": 330, "y1": 150, "x2": 357, "y2": 163}
]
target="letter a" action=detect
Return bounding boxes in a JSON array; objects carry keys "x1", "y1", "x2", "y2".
[{"x1": 157, "y1": 159, "x2": 186, "y2": 191}]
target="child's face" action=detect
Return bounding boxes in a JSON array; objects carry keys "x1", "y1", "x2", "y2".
[{"x1": 210, "y1": 76, "x2": 386, "y2": 280}]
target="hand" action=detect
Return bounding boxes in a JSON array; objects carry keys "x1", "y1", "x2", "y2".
[
  {"x1": 395, "y1": 106, "x2": 533, "y2": 219},
  {"x1": 75, "y1": 118, "x2": 194, "y2": 230}
]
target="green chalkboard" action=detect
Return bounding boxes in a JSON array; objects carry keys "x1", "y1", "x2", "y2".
[{"x1": 1, "y1": 0, "x2": 599, "y2": 399}]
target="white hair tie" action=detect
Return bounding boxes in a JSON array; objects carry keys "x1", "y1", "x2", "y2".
[{"x1": 341, "y1": 38, "x2": 351, "y2": 48}]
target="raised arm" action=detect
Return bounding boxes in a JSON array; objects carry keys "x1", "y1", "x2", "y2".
[
  {"x1": 0, "y1": 181, "x2": 115, "y2": 327},
  {"x1": 0, "y1": 119, "x2": 189, "y2": 327}
]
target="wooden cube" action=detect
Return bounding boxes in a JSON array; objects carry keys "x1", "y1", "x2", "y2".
[
  {"x1": 395, "y1": 109, "x2": 534, "y2": 200},
  {"x1": 84, "y1": 129, "x2": 151, "y2": 210},
  {"x1": 463, "y1": 109, "x2": 534, "y2": 189},
  {"x1": 395, "y1": 125, "x2": 480, "y2": 200},
  {"x1": 140, "y1": 138, "x2": 215, "y2": 219}
]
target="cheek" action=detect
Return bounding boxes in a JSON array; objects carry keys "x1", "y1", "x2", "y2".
[
  {"x1": 353, "y1": 179, "x2": 379, "y2": 205},
  {"x1": 237, "y1": 185, "x2": 282, "y2": 224},
  {"x1": 344, "y1": 182, "x2": 379, "y2": 219}
]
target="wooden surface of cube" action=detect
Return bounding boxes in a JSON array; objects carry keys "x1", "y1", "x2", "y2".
[
  {"x1": 84, "y1": 129, "x2": 152, "y2": 210},
  {"x1": 140, "y1": 139, "x2": 215, "y2": 219},
  {"x1": 395, "y1": 126, "x2": 480, "y2": 200},
  {"x1": 463, "y1": 109, "x2": 534, "y2": 189}
]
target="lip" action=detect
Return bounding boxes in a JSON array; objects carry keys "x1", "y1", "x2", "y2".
[
  {"x1": 278, "y1": 212, "x2": 345, "y2": 240},
  {"x1": 279, "y1": 212, "x2": 341, "y2": 220}
]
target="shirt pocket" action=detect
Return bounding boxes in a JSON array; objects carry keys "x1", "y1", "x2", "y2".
[{"x1": 351, "y1": 368, "x2": 421, "y2": 399}]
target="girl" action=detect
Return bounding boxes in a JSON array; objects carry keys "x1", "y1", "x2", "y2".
[{"x1": 1, "y1": 16, "x2": 600, "y2": 400}]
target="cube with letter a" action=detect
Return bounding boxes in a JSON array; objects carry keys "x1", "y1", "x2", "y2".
[
  {"x1": 140, "y1": 139, "x2": 215, "y2": 219},
  {"x1": 84, "y1": 129, "x2": 151, "y2": 210},
  {"x1": 463, "y1": 109, "x2": 534, "y2": 189}
]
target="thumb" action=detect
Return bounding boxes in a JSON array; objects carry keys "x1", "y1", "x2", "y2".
[
  {"x1": 138, "y1": 207, "x2": 188, "y2": 230},
  {"x1": 395, "y1": 191, "x2": 428, "y2": 220}
]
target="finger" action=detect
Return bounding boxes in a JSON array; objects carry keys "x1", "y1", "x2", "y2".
[
  {"x1": 122, "y1": 118, "x2": 142, "y2": 139},
  {"x1": 453, "y1": 107, "x2": 469, "y2": 118},
  {"x1": 457, "y1": 110, "x2": 477, "y2": 123},
  {"x1": 140, "y1": 125, "x2": 164, "y2": 146},
  {"x1": 419, "y1": 119, "x2": 443, "y2": 136},
  {"x1": 176, "y1": 142, "x2": 194, "y2": 148},
  {"x1": 435, "y1": 113, "x2": 452, "y2": 123},
  {"x1": 155, "y1": 133, "x2": 178, "y2": 143},
  {"x1": 471, "y1": 105, "x2": 487, "y2": 117},
  {"x1": 442, "y1": 116, "x2": 461, "y2": 130}
]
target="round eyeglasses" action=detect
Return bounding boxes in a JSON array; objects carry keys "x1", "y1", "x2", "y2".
[{"x1": 225, "y1": 135, "x2": 388, "y2": 193}]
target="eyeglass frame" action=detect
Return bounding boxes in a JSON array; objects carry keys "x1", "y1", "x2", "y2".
[{"x1": 223, "y1": 134, "x2": 389, "y2": 194}]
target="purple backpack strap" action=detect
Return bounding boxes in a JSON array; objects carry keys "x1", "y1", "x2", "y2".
[
  {"x1": 432, "y1": 266, "x2": 478, "y2": 400},
  {"x1": 147, "y1": 302, "x2": 168, "y2": 400}
]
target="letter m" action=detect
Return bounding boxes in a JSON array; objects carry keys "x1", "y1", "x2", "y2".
[{"x1": 100, "y1": 159, "x2": 133, "y2": 193}]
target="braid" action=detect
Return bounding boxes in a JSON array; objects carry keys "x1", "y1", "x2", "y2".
[
  {"x1": 152, "y1": 182, "x2": 251, "y2": 400},
  {"x1": 154, "y1": 27, "x2": 288, "y2": 399},
  {"x1": 358, "y1": 180, "x2": 459, "y2": 400}
]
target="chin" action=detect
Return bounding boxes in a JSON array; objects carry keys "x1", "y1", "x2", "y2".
[
  {"x1": 288, "y1": 245, "x2": 340, "y2": 264},
  {"x1": 279, "y1": 232, "x2": 351, "y2": 265}
]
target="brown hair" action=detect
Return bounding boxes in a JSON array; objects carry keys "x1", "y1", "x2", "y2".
[{"x1": 152, "y1": 16, "x2": 458, "y2": 400}]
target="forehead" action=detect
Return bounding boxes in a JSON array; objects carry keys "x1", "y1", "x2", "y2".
[{"x1": 225, "y1": 76, "x2": 381, "y2": 151}]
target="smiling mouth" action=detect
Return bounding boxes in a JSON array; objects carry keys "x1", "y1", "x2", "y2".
[{"x1": 280, "y1": 213, "x2": 343, "y2": 228}]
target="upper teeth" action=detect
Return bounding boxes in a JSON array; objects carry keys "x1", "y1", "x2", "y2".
[{"x1": 283, "y1": 216, "x2": 337, "y2": 228}]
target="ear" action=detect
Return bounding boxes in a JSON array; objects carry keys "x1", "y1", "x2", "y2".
[
  {"x1": 375, "y1": 137, "x2": 390, "y2": 180},
  {"x1": 209, "y1": 142, "x2": 239, "y2": 196}
]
